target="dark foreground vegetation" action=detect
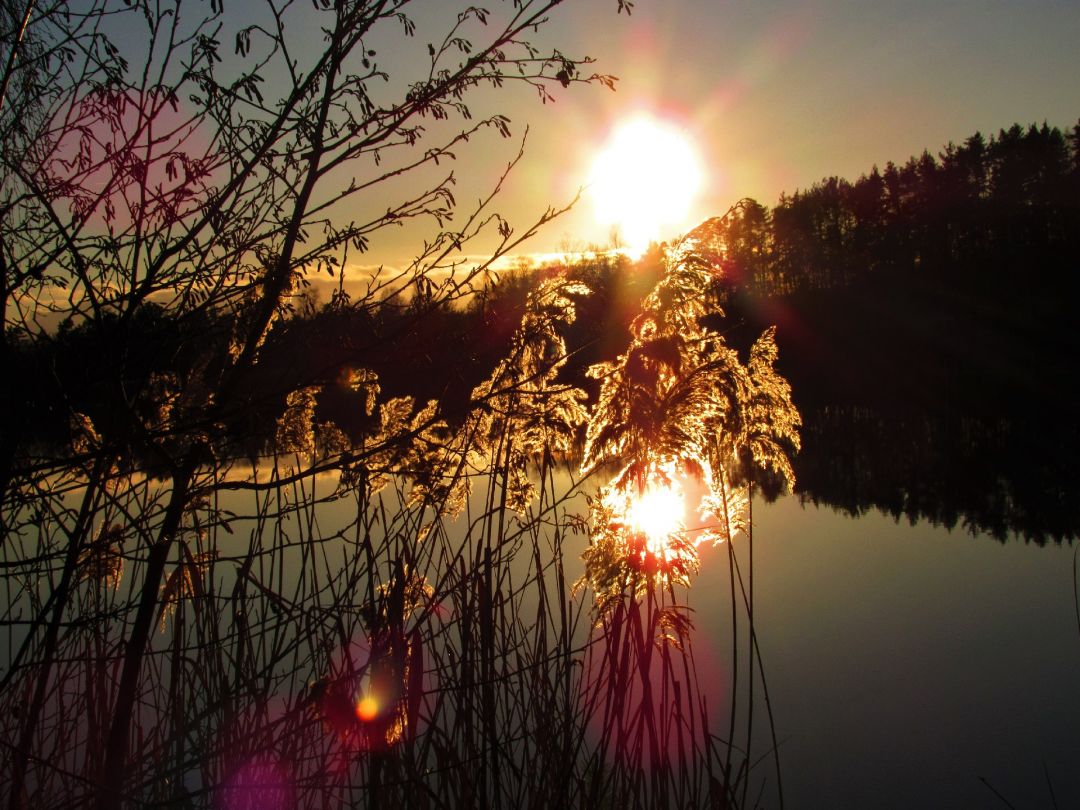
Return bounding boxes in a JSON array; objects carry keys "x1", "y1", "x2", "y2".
[{"x1": 3, "y1": 4, "x2": 802, "y2": 808}]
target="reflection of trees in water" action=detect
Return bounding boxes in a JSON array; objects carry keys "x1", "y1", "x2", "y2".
[{"x1": 795, "y1": 406, "x2": 1080, "y2": 544}]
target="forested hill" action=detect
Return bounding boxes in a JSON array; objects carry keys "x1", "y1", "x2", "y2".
[
  {"x1": 710, "y1": 119, "x2": 1080, "y2": 415},
  {"x1": 697, "y1": 118, "x2": 1080, "y2": 542},
  {"x1": 712, "y1": 120, "x2": 1080, "y2": 296}
]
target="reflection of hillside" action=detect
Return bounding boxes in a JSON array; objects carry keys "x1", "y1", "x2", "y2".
[
  {"x1": 721, "y1": 262, "x2": 1080, "y2": 545},
  {"x1": 794, "y1": 406, "x2": 1080, "y2": 544},
  {"x1": 725, "y1": 266, "x2": 1080, "y2": 415}
]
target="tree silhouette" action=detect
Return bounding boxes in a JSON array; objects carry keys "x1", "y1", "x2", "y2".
[{"x1": 706, "y1": 118, "x2": 1080, "y2": 300}]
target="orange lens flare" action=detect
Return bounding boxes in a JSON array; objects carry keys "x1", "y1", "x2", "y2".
[{"x1": 355, "y1": 695, "x2": 379, "y2": 723}]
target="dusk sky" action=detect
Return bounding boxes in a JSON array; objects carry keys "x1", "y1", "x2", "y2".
[{"x1": 365, "y1": 0, "x2": 1080, "y2": 269}]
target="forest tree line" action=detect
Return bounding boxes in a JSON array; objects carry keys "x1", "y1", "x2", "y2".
[
  {"x1": 714, "y1": 120, "x2": 1080, "y2": 296},
  {"x1": 711, "y1": 119, "x2": 1080, "y2": 417}
]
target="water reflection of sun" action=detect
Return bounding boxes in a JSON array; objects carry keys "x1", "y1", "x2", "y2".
[
  {"x1": 588, "y1": 115, "x2": 703, "y2": 256},
  {"x1": 626, "y1": 477, "x2": 685, "y2": 557},
  {"x1": 600, "y1": 460, "x2": 712, "y2": 580}
]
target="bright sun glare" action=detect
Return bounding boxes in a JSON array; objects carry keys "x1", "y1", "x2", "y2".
[
  {"x1": 589, "y1": 116, "x2": 703, "y2": 257},
  {"x1": 626, "y1": 480, "x2": 685, "y2": 555}
]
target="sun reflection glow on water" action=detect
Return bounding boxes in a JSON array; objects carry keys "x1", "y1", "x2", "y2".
[{"x1": 626, "y1": 478, "x2": 686, "y2": 555}]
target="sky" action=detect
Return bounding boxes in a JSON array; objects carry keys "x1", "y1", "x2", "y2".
[
  {"x1": 53, "y1": 0, "x2": 1080, "y2": 276},
  {"x1": 358, "y1": 0, "x2": 1080, "y2": 269}
]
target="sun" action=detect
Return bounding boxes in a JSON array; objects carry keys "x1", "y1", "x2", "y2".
[{"x1": 588, "y1": 116, "x2": 704, "y2": 256}]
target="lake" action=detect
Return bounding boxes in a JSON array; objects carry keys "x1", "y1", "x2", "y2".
[
  {"x1": 713, "y1": 493, "x2": 1080, "y2": 808},
  {"x1": 4, "y1": 408, "x2": 1078, "y2": 808}
]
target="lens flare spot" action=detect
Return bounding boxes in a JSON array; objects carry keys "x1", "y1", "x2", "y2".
[{"x1": 355, "y1": 695, "x2": 379, "y2": 723}]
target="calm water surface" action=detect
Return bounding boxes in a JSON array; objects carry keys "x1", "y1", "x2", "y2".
[
  {"x1": 32, "y1": 460, "x2": 1075, "y2": 807},
  {"x1": 716, "y1": 494, "x2": 1080, "y2": 809},
  {"x1": 301, "y1": 465, "x2": 1080, "y2": 807}
]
